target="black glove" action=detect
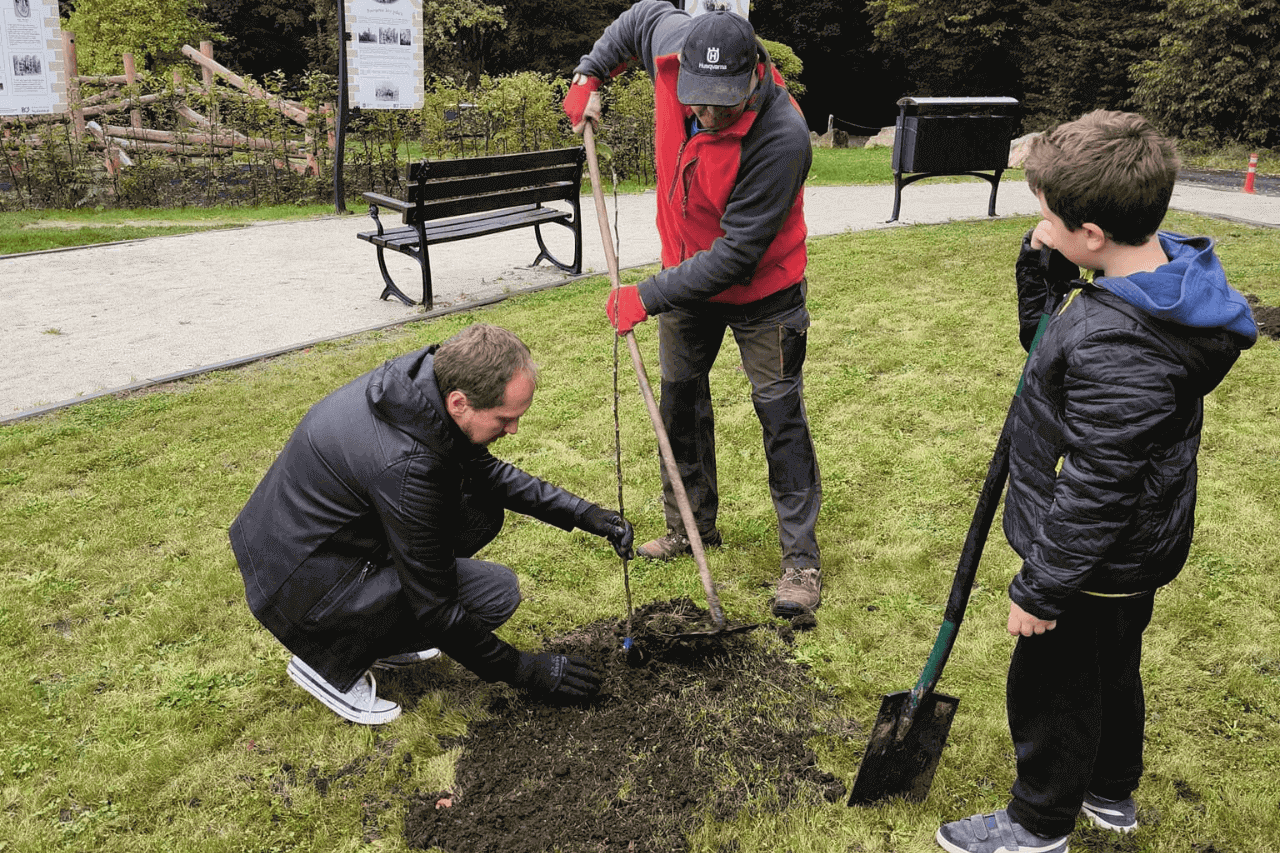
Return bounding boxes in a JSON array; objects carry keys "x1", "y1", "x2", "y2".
[
  {"x1": 577, "y1": 504, "x2": 635, "y2": 559},
  {"x1": 514, "y1": 652, "x2": 601, "y2": 700}
]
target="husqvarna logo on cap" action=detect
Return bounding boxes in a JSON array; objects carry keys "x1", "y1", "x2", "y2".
[{"x1": 707, "y1": 47, "x2": 720, "y2": 63}]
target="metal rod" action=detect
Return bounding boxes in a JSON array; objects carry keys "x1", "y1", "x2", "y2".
[{"x1": 583, "y1": 120, "x2": 726, "y2": 629}]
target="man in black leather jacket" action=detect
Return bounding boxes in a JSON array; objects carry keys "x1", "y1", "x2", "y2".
[{"x1": 229, "y1": 324, "x2": 633, "y2": 725}]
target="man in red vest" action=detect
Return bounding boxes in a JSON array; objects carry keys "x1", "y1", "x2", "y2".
[{"x1": 565, "y1": 2, "x2": 822, "y2": 619}]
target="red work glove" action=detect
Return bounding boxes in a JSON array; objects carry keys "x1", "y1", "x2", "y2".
[
  {"x1": 606, "y1": 286, "x2": 648, "y2": 335},
  {"x1": 563, "y1": 74, "x2": 601, "y2": 133}
]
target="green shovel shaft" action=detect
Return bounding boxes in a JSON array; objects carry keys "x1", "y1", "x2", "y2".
[{"x1": 898, "y1": 308, "x2": 1053, "y2": 736}]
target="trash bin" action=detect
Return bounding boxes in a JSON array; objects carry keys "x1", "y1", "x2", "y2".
[{"x1": 890, "y1": 96, "x2": 1020, "y2": 222}]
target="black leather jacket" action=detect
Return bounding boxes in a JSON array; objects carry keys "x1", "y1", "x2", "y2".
[
  {"x1": 229, "y1": 346, "x2": 590, "y2": 690},
  {"x1": 1004, "y1": 233, "x2": 1255, "y2": 620}
]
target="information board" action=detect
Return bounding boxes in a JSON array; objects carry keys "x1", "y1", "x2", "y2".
[
  {"x1": 0, "y1": 0, "x2": 66, "y2": 116},
  {"x1": 346, "y1": 0, "x2": 423, "y2": 110}
]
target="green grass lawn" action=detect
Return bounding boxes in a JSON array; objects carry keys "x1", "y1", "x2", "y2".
[
  {"x1": 1, "y1": 211, "x2": 1277, "y2": 852},
  {"x1": 0, "y1": 203, "x2": 347, "y2": 255}
]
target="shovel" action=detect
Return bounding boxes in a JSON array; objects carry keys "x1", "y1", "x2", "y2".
[
  {"x1": 582, "y1": 120, "x2": 727, "y2": 631},
  {"x1": 848, "y1": 306, "x2": 1054, "y2": 806}
]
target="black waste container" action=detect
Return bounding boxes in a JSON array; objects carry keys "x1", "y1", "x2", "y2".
[{"x1": 890, "y1": 96, "x2": 1020, "y2": 221}]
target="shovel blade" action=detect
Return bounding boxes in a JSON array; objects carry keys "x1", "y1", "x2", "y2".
[{"x1": 847, "y1": 689, "x2": 959, "y2": 806}]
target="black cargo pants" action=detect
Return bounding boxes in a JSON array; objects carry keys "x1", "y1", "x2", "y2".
[{"x1": 655, "y1": 281, "x2": 821, "y2": 568}]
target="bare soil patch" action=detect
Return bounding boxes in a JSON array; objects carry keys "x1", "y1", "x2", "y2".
[
  {"x1": 1246, "y1": 294, "x2": 1280, "y2": 340},
  {"x1": 393, "y1": 599, "x2": 848, "y2": 853}
]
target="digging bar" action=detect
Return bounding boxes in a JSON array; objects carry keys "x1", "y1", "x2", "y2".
[
  {"x1": 582, "y1": 120, "x2": 727, "y2": 631},
  {"x1": 848, "y1": 305, "x2": 1055, "y2": 806}
]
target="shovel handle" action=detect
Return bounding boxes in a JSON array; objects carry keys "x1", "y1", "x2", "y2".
[{"x1": 583, "y1": 123, "x2": 726, "y2": 629}]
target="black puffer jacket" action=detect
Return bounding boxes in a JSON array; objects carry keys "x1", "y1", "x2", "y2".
[
  {"x1": 229, "y1": 346, "x2": 591, "y2": 690},
  {"x1": 1005, "y1": 232, "x2": 1256, "y2": 620}
]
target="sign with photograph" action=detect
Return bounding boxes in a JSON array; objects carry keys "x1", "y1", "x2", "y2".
[
  {"x1": 684, "y1": 0, "x2": 749, "y2": 19},
  {"x1": 0, "y1": 0, "x2": 66, "y2": 116},
  {"x1": 346, "y1": 0, "x2": 423, "y2": 110}
]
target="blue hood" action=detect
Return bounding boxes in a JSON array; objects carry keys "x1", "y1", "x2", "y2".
[{"x1": 1095, "y1": 232, "x2": 1257, "y2": 343}]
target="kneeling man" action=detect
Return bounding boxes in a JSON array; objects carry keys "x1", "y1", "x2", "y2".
[{"x1": 230, "y1": 324, "x2": 633, "y2": 724}]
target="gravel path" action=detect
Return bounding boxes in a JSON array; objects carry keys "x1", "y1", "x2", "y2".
[{"x1": 3, "y1": 178, "x2": 1278, "y2": 421}]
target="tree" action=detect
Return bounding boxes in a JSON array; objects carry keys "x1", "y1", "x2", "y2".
[
  {"x1": 422, "y1": 0, "x2": 507, "y2": 85},
  {"x1": 1019, "y1": 0, "x2": 1161, "y2": 129},
  {"x1": 751, "y1": 0, "x2": 897, "y2": 132},
  {"x1": 200, "y1": 0, "x2": 337, "y2": 83},
  {"x1": 65, "y1": 0, "x2": 214, "y2": 75},
  {"x1": 485, "y1": 0, "x2": 630, "y2": 78},
  {"x1": 863, "y1": 0, "x2": 1026, "y2": 100},
  {"x1": 1131, "y1": 0, "x2": 1280, "y2": 146}
]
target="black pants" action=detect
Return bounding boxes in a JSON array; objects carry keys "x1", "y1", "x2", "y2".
[
  {"x1": 655, "y1": 283, "x2": 821, "y2": 567},
  {"x1": 319, "y1": 490, "x2": 521, "y2": 690},
  {"x1": 1006, "y1": 591, "x2": 1155, "y2": 838}
]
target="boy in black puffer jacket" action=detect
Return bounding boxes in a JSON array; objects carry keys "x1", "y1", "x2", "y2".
[{"x1": 936, "y1": 111, "x2": 1257, "y2": 853}]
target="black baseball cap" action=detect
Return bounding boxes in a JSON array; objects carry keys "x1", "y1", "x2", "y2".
[{"x1": 676, "y1": 12, "x2": 759, "y2": 107}]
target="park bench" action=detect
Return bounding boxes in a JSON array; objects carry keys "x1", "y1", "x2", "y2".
[{"x1": 357, "y1": 146, "x2": 586, "y2": 308}]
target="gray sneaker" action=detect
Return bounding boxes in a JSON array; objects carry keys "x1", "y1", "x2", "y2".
[
  {"x1": 1080, "y1": 792, "x2": 1137, "y2": 833},
  {"x1": 287, "y1": 656, "x2": 401, "y2": 725},
  {"x1": 936, "y1": 809, "x2": 1068, "y2": 853},
  {"x1": 772, "y1": 567, "x2": 821, "y2": 617},
  {"x1": 636, "y1": 528, "x2": 722, "y2": 561}
]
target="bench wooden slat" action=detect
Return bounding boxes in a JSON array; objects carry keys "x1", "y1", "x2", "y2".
[
  {"x1": 412, "y1": 183, "x2": 576, "y2": 223},
  {"x1": 408, "y1": 162, "x2": 584, "y2": 205},
  {"x1": 408, "y1": 147, "x2": 583, "y2": 181},
  {"x1": 357, "y1": 205, "x2": 570, "y2": 249},
  {"x1": 418, "y1": 205, "x2": 571, "y2": 244}
]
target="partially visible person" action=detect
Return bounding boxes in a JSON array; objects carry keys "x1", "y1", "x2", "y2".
[
  {"x1": 229, "y1": 324, "x2": 633, "y2": 725},
  {"x1": 936, "y1": 111, "x2": 1256, "y2": 853},
  {"x1": 564, "y1": 2, "x2": 822, "y2": 619}
]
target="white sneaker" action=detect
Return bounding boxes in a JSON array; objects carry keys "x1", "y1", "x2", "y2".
[
  {"x1": 373, "y1": 648, "x2": 441, "y2": 670},
  {"x1": 286, "y1": 656, "x2": 401, "y2": 725}
]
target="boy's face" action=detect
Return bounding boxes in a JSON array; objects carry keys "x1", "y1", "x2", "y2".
[{"x1": 1035, "y1": 191, "x2": 1101, "y2": 270}]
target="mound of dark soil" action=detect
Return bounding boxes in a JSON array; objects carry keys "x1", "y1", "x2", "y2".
[
  {"x1": 398, "y1": 599, "x2": 848, "y2": 853},
  {"x1": 1246, "y1": 294, "x2": 1280, "y2": 340}
]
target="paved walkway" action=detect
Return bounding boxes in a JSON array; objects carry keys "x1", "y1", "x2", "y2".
[{"x1": 3, "y1": 179, "x2": 1279, "y2": 421}]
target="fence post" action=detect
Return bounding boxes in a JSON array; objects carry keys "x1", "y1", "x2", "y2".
[
  {"x1": 123, "y1": 53, "x2": 142, "y2": 130},
  {"x1": 61, "y1": 30, "x2": 85, "y2": 139},
  {"x1": 200, "y1": 41, "x2": 215, "y2": 90},
  {"x1": 172, "y1": 67, "x2": 185, "y2": 127},
  {"x1": 199, "y1": 40, "x2": 218, "y2": 126}
]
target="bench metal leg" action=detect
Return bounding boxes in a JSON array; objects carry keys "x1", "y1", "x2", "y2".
[
  {"x1": 986, "y1": 168, "x2": 1005, "y2": 217},
  {"x1": 419, "y1": 242, "x2": 433, "y2": 310},
  {"x1": 890, "y1": 170, "x2": 1003, "y2": 221},
  {"x1": 531, "y1": 221, "x2": 583, "y2": 274},
  {"x1": 375, "y1": 246, "x2": 416, "y2": 306}
]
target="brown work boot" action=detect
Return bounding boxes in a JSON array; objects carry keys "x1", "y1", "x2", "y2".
[
  {"x1": 772, "y1": 567, "x2": 821, "y2": 617},
  {"x1": 636, "y1": 528, "x2": 722, "y2": 561}
]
